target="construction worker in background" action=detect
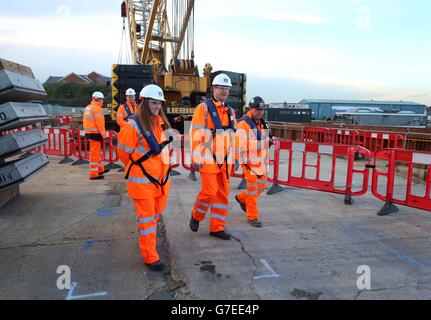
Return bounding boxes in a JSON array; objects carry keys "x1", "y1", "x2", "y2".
[
  {"x1": 188, "y1": 95, "x2": 207, "y2": 182},
  {"x1": 189, "y1": 74, "x2": 239, "y2": 240},
  {"x1": 83, "y1": 91, "x2": 110, "y2": 180},
  {"x1": 235, "y1": 96, "x2": 273, "y2": 227},
  {"x1": 116, "y1": 88, "x2": 139, "y2": 128},
  {"x1": 118, "y1": 84, "x2": 173, "y2": 272},
  {"x1": 116, "y1": 88, "x2": 139, "y2": 172}
]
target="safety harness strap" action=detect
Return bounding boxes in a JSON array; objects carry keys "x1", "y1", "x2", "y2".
[
  {"x1": 122, "y1": 103, "x2": 134, "y2": 118},
  {"x1": 242, "y1": 116, "x2": 263, "y2": 141},
  {"x1": 124, "y1": 115, "x2": 173, "y2": 188},
  {"x1": 240, "y1": 116, "x2": 273, "y2": 140},
  {"x1": 205, "y1": 98, "x2": 235, "y2": 133}
]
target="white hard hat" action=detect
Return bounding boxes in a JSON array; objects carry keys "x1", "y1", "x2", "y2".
[
  {"x1": 212, "y1": 73, "x2": 232, "y2": 87},
  {"x1": 126, "y1": 88, "x2": 136, "y2": 96},
  {"x1": 92, "y1": 91, "x2": 104, "y2": 99},
  {"x1": 140, "y1": 84, "x2": 165, "y2": 101}
]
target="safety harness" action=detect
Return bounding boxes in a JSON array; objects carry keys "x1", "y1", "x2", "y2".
[
  {"x1": 124, "y1": 115, "x2": 173, "y2": 188},
  {"x1": 122, "y1": 103, "x2": 135, "y2": 119},
  {"x1": 204, "y1": 98, "x2": 236, "y2": 180},
  {"x1": 206, "y1": 98, "x2": 236, "y2": 134},
  {"x1": 240, "y1": 116, "x2": 273, "y2": 141},
  {"x1": 238, "y1": 116, "x2": 273, "y2": 178}
]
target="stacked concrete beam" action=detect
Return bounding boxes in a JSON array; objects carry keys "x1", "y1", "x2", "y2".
[{"x1": 0, "y1": 58, "x2": 50, "y2": 208}]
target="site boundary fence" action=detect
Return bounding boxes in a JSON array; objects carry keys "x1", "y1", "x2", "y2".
[
  {"x1": 303, "y1": 126, "x2": 406, "y2": 159},
  {"x1": 36, "y1": 127, "x2": 431, "y2": 216}
]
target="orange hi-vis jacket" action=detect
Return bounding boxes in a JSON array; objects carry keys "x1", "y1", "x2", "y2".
[
  {"x1": 190, "y1": 98, "x2": 238, "y2": 174},
  {"x1": 118, "y1": 115, "x2": 171, "y2": 199},
  {"x1": 116, "y1": 101, "x2": 139, "y2": 128},
  {"x1": 237, "y1": 111, "x2": 270, "y2": 176},
  {"x1": 83, "y1": 100, "x2": 108, "y2": 138}
]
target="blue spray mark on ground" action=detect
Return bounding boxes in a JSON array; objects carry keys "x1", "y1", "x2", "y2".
[
  {"x1": 343, "y1": 223, "x2": 391, "y2": 238},
  {"x1": 389, "y1": 249, "x2": 431, "y2": 266},
  {"x1": 344, "y1": 222, "x2": 431, "y2": 267},
  {"x1": 98, "y1": 193, "x2": 120, "y2": 217},
  {"x1": 82, "y1": 240, "x2": 108, "y2": 251},
  {"x1": 98, "y1": 208, "x2": 120, "y2": 217}
]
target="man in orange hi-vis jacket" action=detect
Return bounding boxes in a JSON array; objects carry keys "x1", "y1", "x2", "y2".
[
  {"x1": 189, "y1": 73, "x2": 239, "y2": 241},
  {"x1": 116, "y1": 88, "x2": 139, "y2": 128},
  {"x1": 235, "y1": 96, "x2": 273, "y2": 227},
  {"x1": 83, "y1": 91, "x2": 110, "y2": 180}
]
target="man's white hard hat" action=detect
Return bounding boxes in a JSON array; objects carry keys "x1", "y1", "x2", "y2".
[
  {"x1": 92, "y1": 91, "x2": 105, "y2": 99},
  {"x1": 212, "y1": 73, "x2": 232, "y2": 87},
  {"x1": 126, "y1": 88, "x2": 136, "y2": 96}
]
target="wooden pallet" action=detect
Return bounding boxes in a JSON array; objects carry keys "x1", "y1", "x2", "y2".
[{"x1": 0, "y1": 185, "x2": 19, "y2": 209}]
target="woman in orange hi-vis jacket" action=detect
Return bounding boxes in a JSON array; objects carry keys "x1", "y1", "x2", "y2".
[
  {"x1": 116, "y1": 88, "x2": 139, "y2": 128},
  {"x1": 189, "y1": 73, "x2": 239, "y2": 241},
  {"x1": 118, "y1": 84, "x2": 172, "y2": 272},
  {"x1": 83, "y1": 91, "x2": 110, "y2": 180},
  {"x1": 235, "y1": 96, "x2": 273, "y2": 228}
]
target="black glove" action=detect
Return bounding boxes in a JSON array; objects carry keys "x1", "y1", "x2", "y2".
[
  {"x1": 269, "y1": 139, "x2": 274, "y2": 148},
  {"x1": 192, "y1": 163, "x2": 203, "y2": 172}
]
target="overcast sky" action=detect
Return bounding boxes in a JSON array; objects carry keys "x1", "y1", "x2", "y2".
[{"x1": 1, "y1": 0, "x2": 430, "y2": 105}]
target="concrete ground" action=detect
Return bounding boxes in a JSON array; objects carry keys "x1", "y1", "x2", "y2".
[{"x1": 0, "y1": 154, "x2": 431, "y2": 300}]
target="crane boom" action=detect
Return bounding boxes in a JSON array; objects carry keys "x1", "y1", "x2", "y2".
[
  {"x1": 173, "y1": 0, "x2": 195, "y2": 62},
  {"x1": 125, "y1": 0, "x2": 195, "y2": 68},
  {"x1": 113, "y1": 0, "x2": 247, "y2": 133},
  {"x1": 140, "y1": 0, "x2": 161, "y2": 64}
]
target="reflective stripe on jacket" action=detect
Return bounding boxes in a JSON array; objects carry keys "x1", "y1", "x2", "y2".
[
  {"x1": 118, "y1": 115, "x2": 171, "y2": 199},
  {"x1": 116, "y1": 101, "x2": 138, "y2": 127},
  {"x1": 190, "y1": 98, "x2": 238, "y2": 174},
  {"x1": 83, "y1": 101, "x2": 107, "y2": 138},
  {"x1": 237, "y1": 111, "x2": 270, "y2": 175}
]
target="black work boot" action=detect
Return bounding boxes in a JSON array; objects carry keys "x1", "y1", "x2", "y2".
[
  {"x1": 247, "y1": 219, "x2": 263, "y2": 228},
  {"x1": 145, "y1": 261, "x2": 166, "y2": 272},
  {"x1": 90, "y1": 175, "x2": 105, "y2": 180},
  {"x1": 189, "y1": 214, "x2": 199, "y2": 232},
  {"x1": 235, "y1": 195, "x2": 246, "y2": 214},
  {"x1": 100, "y1": 168, "x2": 111, "y2": 175},
  {"x1": 210, "y1": 230, "x2": 232, "y2": 240}
]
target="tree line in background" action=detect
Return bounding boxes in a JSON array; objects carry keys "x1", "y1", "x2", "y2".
[{"x1": 43, "y1": 83, "x2": 112, "y2": 108}]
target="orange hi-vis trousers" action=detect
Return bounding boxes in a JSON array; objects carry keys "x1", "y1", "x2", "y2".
[
  {"x1": 192, "y1": 171, "x2": 230, "y2": 233},
  {"x1": 133, "y1": 194, "x2": 167, "y2": 264},
  {"x1": 236, "y1": 167, "x2": 268, "y2": 221},
  {"x1": 89, "y1": 139, "x2": 105, "y2": 178}
]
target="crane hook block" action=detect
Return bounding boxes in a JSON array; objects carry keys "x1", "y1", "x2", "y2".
[{"x1": 121, "y1": 1, "x2": 127, "y2": 18}]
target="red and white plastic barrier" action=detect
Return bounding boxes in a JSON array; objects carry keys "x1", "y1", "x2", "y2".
[
  {"x1": 372, "y1": 149, "x2": 431, "y2": 215},
  {"x1": 51, "y1": 115, "x2": 72, "y2": 126},
  {"x1": 267, "y1": 140, "x2": 372, "y2": 202},
  {"x1": 302, "y1": 127, "x2": 405, "y2": 159},
  {"x1": 358, "y1": 131, "x2": 405, "y2": 158},
  {"x1": 42, "y1": 127, "x2": 74, "y2": 163},
  {"x1": 1, "y1": 125, "x2": 34, "y2": 136},
  {"x1": 303, "y1": 127, "x2": 335, "y2": 144},
  {"x1": 68, "y1": 129, "x2": 119, "y2": 165}
]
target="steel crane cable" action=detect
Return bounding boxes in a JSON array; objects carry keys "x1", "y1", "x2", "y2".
[{"x1": 118, "y1": 17, "x2": 131, "y2": 64}]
